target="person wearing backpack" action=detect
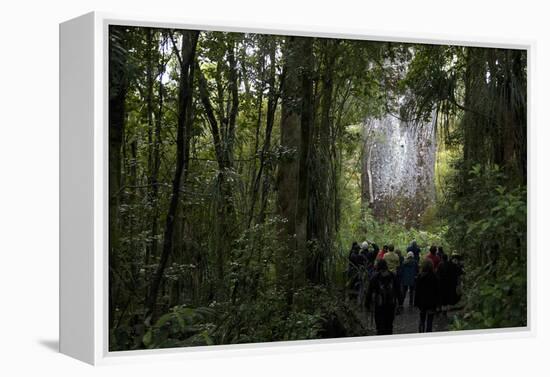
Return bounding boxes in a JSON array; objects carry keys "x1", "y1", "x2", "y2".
[
  {"x1": 414, "y1": 259, "x2": 439, "y2": 332},
  {"x1": 366, "y1": 259, "x2": 400, "y2": 335}
]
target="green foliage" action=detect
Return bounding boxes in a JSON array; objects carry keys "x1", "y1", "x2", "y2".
[
  {"x1": 451, "y1": 268, "x2": 526, "y2": 330},
  {"x1": 445, "y1": 165, "x2": 527, "y2": 330},
  {"x1": 356, "y1": 207, "x2": 446, "y2": 254},
  {"x1": 108, "y1": 24, "x2": 527, "y2": 351},
  {"x1": 443, "y1": 164, "x2": 526, "y2": 259},
  {"x1": 142, "y1": 306, "x2": 216, "y2": 349},
  {"x1": 209, "y1": 286, "x2": 324, "y2": 344}
]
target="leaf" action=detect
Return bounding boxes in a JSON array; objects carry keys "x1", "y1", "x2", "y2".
[{"x1": 142, "y1": 329, "x2": 153, "y2": 348}]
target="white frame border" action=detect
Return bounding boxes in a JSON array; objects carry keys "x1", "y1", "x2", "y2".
[{"x1": 62, "y1": 11, "x2": 536, "y2": 365}]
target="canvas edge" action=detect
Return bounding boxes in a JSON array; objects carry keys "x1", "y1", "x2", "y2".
[
  {"x1": 59, "y1": 11, "x2": 97, "y2": 365},
  {"x1": 58, "y1": 10, "x2": 536, "y2": 365}
]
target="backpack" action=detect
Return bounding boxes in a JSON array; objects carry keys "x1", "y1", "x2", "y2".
[{"x1": 375, "y1": 272, "x2": 395, "y2": 307}]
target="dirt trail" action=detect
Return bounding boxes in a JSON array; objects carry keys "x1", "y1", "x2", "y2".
[{"x1": 359, "y1": 291, "x2": 451, "y2": 335}]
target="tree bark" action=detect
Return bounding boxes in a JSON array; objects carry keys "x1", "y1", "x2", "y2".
[
  {"x1": 307, "y1": 39, "x2": 336, "y2": 283},
  {"x1": 276, "y1": 36, "x2": 314, "y2": 291}
]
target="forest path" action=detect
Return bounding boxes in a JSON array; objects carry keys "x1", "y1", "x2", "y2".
[
  {"x1": 392, "y1": 302, "x2": 450, "y2": 335},
  {"x1": 358, "y1": 290, "x2": 450, "y2": 335}
]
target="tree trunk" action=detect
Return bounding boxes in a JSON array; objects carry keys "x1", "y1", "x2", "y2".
[
  {"x1": 276, "y1": 36, "x2": 314, "y2": 292},
  {"x1": 144, "y1": 29, "x2": 158, "y2": 266},
  {"x1": 307, "y1": 40, "x2": 336, "y2": 283},
  {"x1": 250, "y1": 40, "x2": 280, "y2": 226},
  {"x1": 108, "y1": 26, "x2": 129, "y2": 328},
  {"x1": 145, "y1": 30, "x2": 199, "y2": 322},
  {"x1": 147, "y1": 42, "x2": 166, "y2": 268}
]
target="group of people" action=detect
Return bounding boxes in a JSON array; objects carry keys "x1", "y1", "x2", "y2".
[{"x1": 347, "y1": 240, "x2": 464, "y2": 336}]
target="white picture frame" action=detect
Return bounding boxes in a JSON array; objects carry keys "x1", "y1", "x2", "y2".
[{"x1": 59, "y1": 11, "x2": 534, "y2": 365}]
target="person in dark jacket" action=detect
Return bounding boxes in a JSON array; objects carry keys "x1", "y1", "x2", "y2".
[
  {"x1": 415, "y1": 259, "x2": 439, "y2": 332},
  {"x1": 348, "y1": 242, "x2": 362, "y2": 301},
  {"x1": 367, "y1": 243, "x2": 379, "y2": 266},
  {"x1": 407, "y1": 240, "x2": 421, "y2": 263},
  {"x1": 348, "y1": 242, "x2": 360, "y2": 273},
  {"x1": 395, "y1": 249, "x2": 405, "y2": 313},
  {"x1": 445, "y1": 253, "x2": 463, "y2": 306},
  {"x1": 366, "y1": 259, "x2": 400, "y2": 335},
  {"x1": 400, "y1": 251, "x2": 419, "y2": 307},
  {"x1": 355, "y1": 243, "x2": 369, "y2": 308},
  {"x1": 437, "y1": 246, "x2": 446, "y2": 260},
  {"x1": 436, "y1": 254, "x2": 455, "y2": 315}
]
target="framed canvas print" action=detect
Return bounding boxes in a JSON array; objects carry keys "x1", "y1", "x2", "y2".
[{"x1": 60, "y1": 11, "x2": 532, "y2": 365}]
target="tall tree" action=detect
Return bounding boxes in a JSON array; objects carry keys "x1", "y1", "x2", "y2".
[
  {"x1": 276, "y1": 36, "x2": 314, "y2": 291},
  {"x1": 306, "y1": 39, "x2": 338, "y2": 283},
  {"x1": 145, "y1": 30, "x2": 200, "y2": 321},
  {"x1": 196, "y1": 33, "x2": 242, "y2": 286},
  {"x1": 108, "y1": 26, "x2": 130, "y2": 328},
  {"x1": 145, "y1": 32, "x2": 169, "y2": 268},
  {"x1": 249, "y1": 37, "x2": 282, "y2": 226}
]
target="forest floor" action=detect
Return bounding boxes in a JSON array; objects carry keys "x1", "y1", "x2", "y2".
[
  {"x1": 393, "y1": 304, "x2": 450, "y2": 335},
  {"x1": 359, "y1": 291, "x2": 451, "y2": 336}
]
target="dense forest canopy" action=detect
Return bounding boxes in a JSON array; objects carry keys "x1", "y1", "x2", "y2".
[{"x1": 108, "y1": 25, "x2": 527, "y2": 350}]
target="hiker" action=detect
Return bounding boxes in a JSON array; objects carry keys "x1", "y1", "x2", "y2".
[
  {"x1": 426, "y1": 245, "x2": 441, "y2": 271},
  {"x1": 383, "y1": 245, "x2": 402, "y2": 312},
  {"x1": 436, "y1": 254, "x2": 452, "y2": 315},
  {"x1": 383, "y1": 244, "x2": 400, "y2": 274},
  {"x1": 400, "y1": 251, "x2": 418, "y2": 307},
  {"x1": 367, "y1": 242, "x2": 379, "y2": 266},
  {"x1": 407, "y1": 240, "x2": 421, "y2": 262},
  {"x1": 348, "y1": 242, "x2": 361, "y2": 276},
  {"x1": 365, "y1": 242, "x2": 378, "y2": 281},
  {"x1": 377, "y1": 244, "x2": 389, "y2": 260},
  {"x1": 395, "y1": 249, "x2": 405, "y2": 313},
  {"x1": 396, "y1": 249, "x2": 404, "y2": 267},
  {"x1": 366, "y1": 259, "x2": 400, "y2": 335},
  {"x1": 347, "y1": 242, "x2": 362, "y2": 301},
  {"x1": 415, "y1": 259, "x2": 439, "y2": 332},
  {"x1": 437, "y1": 246, "x2": 446, "y2": 260},
  {"x1": 347, "y1": 242, "x2": 358, "y2": 274},
  {"x1": 447, "y1": 252, "x2": 464, "y2": 306},
  {"x1": 355, "y1": 242, "x2": 370, "y2": 308},
  {"x1": 358, "y1": 241, "x2": 369, "y2": 268}
]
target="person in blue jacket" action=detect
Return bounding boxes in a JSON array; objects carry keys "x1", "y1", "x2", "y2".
[
  {"x1": 406, "y1": 240, "x2": 421, "y2": 263},
  {"x1": 400, "y1": 251, "x2": 419, "y2": 307}
]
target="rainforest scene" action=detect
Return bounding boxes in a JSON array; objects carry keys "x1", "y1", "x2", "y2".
[{"x1": 108, "y1": 25, "x2": 527, "y2": 351}]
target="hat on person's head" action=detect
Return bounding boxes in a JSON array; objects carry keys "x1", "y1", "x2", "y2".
[
  {"x1": 361, "y1": 241, "x2": 369, "y2": 250},
  {"x1": 407, "y1": 251, "x2": 414, "y2": 258}
]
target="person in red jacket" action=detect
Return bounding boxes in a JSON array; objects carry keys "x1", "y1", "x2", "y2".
[
  {"x1": 426, "y1": 245, "x2": 441, "y2": 271},
  {"x1": 377, "y1": 244, "x2": 389, "y2": 260}
]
